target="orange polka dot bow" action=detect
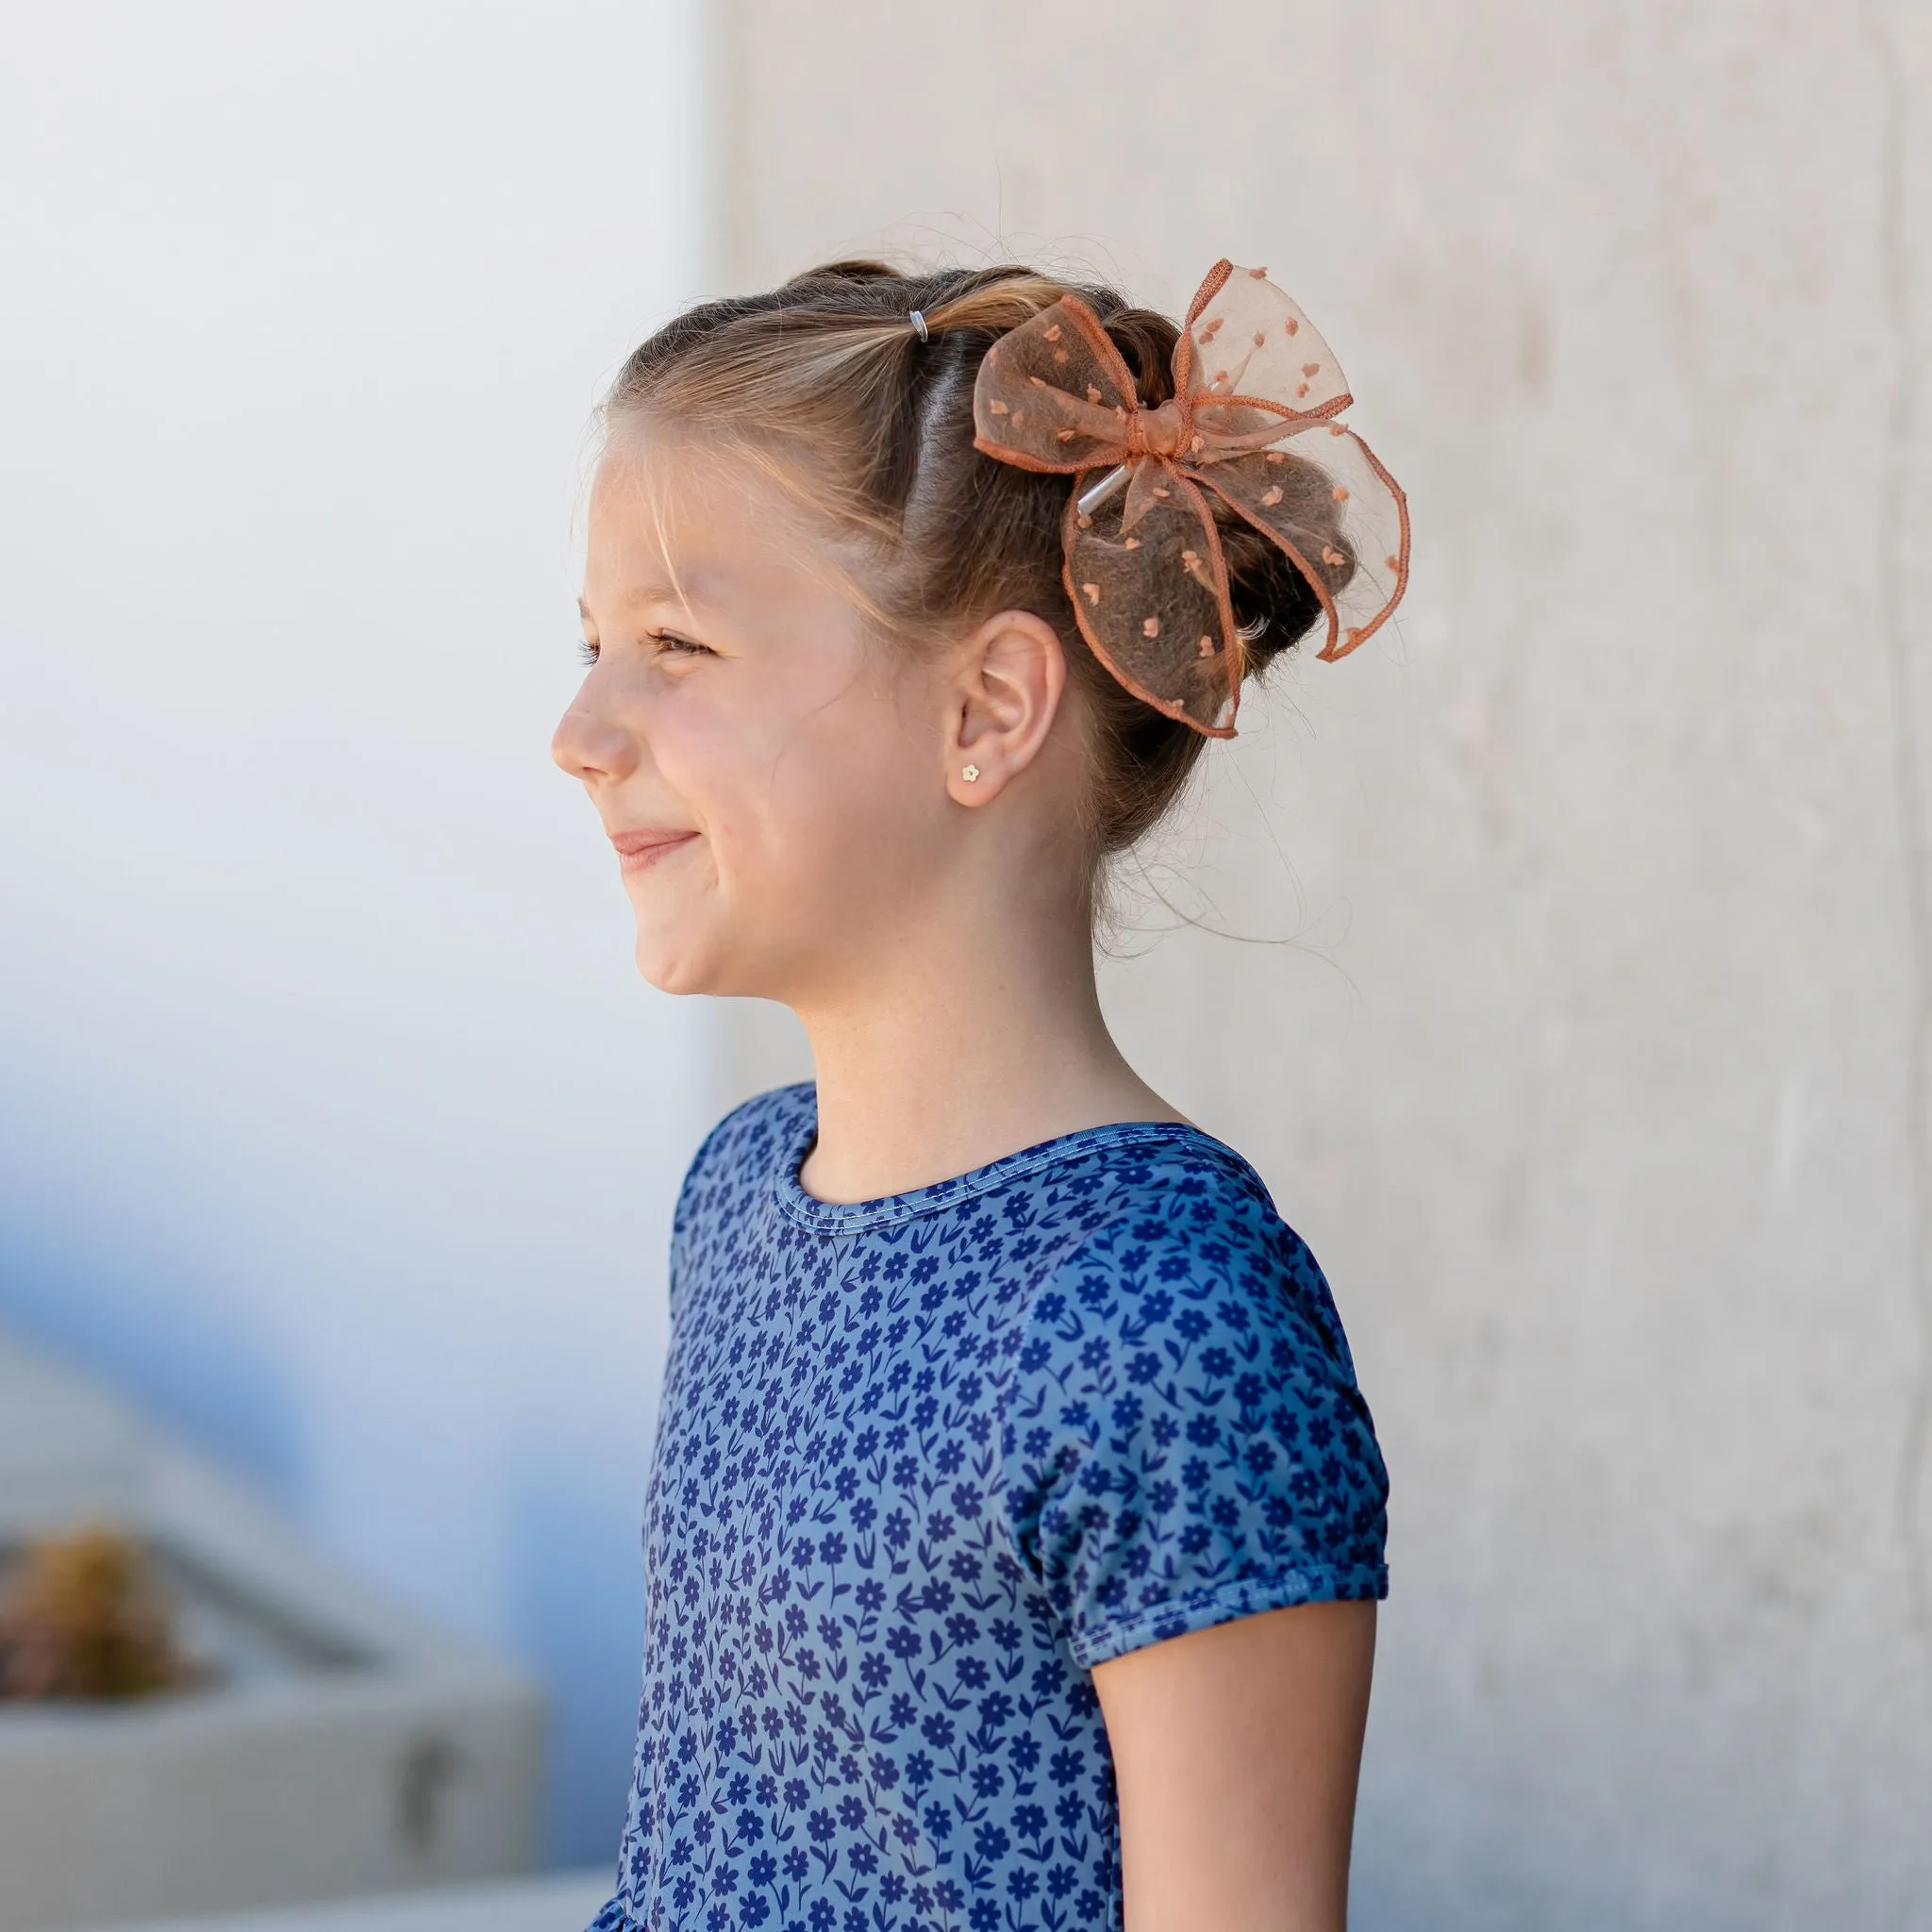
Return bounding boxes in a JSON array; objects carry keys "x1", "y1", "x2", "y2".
[{"x1": 972, "y1": 259, "x2": 1410, "y2": 737}]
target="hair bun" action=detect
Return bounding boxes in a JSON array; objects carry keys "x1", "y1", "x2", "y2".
[
  {"x1": 1210, "y1": 460, "x2": 1357, "y2": 674},
  {"x1": 785, "y1": 258, "x2": 904, "y2": 289},
  {"x1": 1098, "y1": 308, "x2": 1181, "y2": 411}
]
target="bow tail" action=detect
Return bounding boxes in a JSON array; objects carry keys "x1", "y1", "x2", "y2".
[
  {"x1": 1190, "y1": 422, "x2": 1409, "y2": 661},
  {"x1": 1063, "y1": 461, "x2": 1242, "y2": 737}
]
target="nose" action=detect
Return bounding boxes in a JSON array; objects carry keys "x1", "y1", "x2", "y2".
[{"x1": 551, "y1": 685, "x2": 641, "y2": 785}]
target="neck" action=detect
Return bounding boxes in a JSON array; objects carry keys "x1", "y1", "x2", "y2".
[{"x1": 791, "y1": 878, "x2": 1188, "y2": 1206}]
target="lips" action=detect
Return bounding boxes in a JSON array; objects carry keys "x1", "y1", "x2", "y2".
[{"x1": 608, "y1": 828, "x2": 698, "y2": 875}]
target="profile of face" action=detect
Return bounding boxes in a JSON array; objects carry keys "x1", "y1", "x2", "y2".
[{"x1": 553, "y1": 424, "x2": 1084, "y2": 1004}]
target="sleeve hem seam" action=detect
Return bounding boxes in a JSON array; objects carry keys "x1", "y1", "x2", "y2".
[{"x1": 1070, "y1": 1562, "x2": 1389, "y2": 1668}]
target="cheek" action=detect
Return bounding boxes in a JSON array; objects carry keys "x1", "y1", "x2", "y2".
[
  {"x1": 743, "y1": 713, "x2": 935, "y2": 891},
  {"x1": 679, "y1": 668, "x2": 941, "y2": 902}
]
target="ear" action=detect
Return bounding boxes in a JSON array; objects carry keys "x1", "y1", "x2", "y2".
[{"x1": 942, "y1": 608, "x2": 1069, "y2": 807}]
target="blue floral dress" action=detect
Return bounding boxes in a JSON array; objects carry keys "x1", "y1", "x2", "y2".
[{"x1": 590, "y1": 1082, "x2": 1389, "y2": 1932}]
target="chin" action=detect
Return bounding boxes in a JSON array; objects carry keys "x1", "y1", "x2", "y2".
[
  {"x1": 624, "y1": 874, "x2": 729, "y2": 996},
  {"x1": 632, "y1": 927, "x2": 720, "y2": 997},
  {"x1": 632, "y1": 909, "x2": 808, "y2": 1003}
]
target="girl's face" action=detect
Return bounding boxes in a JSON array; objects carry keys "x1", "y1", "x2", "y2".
[{"x1": 554, "y1": 426, "x2": 967, "y2": 1001}]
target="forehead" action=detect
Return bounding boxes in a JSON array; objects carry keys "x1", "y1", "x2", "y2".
[{"x1": 583, "y1": 420, "x2": 855, "y2": 619}]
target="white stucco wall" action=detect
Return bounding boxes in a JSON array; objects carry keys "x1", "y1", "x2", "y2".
[
  {"x1": 0, "y1": 0, "x2": 714, "y2": 1866},
  {"x1": 714, "y1": 4, "x2": 1932, "y2": 1924}
]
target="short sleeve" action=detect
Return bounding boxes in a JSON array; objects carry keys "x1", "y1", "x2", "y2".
[{"x1": 997, "y1": 1159, "x2": 1389, "y2": 1668}]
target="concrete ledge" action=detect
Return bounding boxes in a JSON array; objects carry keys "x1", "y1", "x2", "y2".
[
  {"x1": 0, "y1": 1336, "x2": 544, "y2": 1932},
  {"x1": 74, "y1": 1874, "x2": 613, "y2": 1932}
]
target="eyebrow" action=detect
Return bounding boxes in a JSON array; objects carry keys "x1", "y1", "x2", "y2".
[{"x1": 578, "y1": 576, "x2": 723, "y2": 623}]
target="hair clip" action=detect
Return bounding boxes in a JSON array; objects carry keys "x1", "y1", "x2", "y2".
[{"x1": 972, "y1": 260, "x2": 1409, "y2": 737}]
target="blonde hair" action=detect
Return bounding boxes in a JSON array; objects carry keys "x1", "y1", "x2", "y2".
[{"x1": 603, "y1": 259, "x2": 1346, "y2": 855}]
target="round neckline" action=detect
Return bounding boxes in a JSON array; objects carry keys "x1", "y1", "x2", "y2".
[{"x1": 771, "y1": 1084, "x2": 1237, "y2": 1234}]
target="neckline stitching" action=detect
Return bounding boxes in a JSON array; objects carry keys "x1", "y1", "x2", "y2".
[{"x1": 773, "y1": 1115, "x2": 1227, "y2": 1234}]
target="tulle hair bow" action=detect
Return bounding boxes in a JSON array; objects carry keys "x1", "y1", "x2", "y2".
[{"x1": 972, "y1": 259, "x2": 1410, "y2": 737}]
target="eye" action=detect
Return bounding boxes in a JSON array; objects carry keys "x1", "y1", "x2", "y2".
[
  {"x1": 650, "y1": 629, "x2": 714, "y2": 658},
  {"x1": 577, "y1": 638, "x2": 599, "y2": 666}
]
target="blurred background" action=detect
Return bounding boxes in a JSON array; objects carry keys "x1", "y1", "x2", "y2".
[{"x1": 4, "y1": 2, "x2": 1931, "y2": 1929}]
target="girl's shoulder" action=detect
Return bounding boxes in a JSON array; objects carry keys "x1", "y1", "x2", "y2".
[
  {"x1": 1042, "y1": 1120, "x2": 1286, "y2": 1232},
  {"x1": 1031, "y1": 1126, "x2": 1358, "y2": 1384},
  {"x1": 999, "y1": 1132, "x2": 1389, "y2": 1662}
]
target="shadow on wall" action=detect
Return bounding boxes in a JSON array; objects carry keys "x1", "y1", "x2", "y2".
[
  {"x1": 0, "y1": 1206, "x2": 305, "y2": 1510},
  {"x1": 504, "y1": 1456, "x2": 649, "y2": 1872}
]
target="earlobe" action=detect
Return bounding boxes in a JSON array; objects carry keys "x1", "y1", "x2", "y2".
[
  {"x1": 947, "y1": 752, "x2": 992, "y2": 806},
  {"x1": 946, "y1": 608, "x2": 1068, "y2": 806}
]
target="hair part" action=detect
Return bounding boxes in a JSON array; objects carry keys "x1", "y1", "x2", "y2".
[{"x1": 602, "y1": 258, "x2": 1350, "y2": 858}]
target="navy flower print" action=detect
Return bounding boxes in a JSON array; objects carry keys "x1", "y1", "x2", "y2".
[{"x1": 589, "y1": 1083, "x2": 1388, "y2": 1932}]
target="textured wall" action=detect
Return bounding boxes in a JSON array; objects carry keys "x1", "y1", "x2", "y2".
[{"x1": 713, "y1": 4, "x2": 1932, "y2": 1924}]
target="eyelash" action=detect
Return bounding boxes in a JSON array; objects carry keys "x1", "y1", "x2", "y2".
[{"x1": 654, "y1": 631, "x2": 711, "y2": 658}]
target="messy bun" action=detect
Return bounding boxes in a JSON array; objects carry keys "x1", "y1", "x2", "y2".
[{"x1": 604, "y1": 258, "x2": 1354, "y2": 856}]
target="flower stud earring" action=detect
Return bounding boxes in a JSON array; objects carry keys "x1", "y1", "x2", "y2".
[{"x1": 960, "y1": 763, "x2": 981, "y2": 783}]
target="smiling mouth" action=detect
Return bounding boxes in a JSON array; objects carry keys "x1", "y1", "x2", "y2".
[{"x1": 609, "y1": 829, "x2": 699, "y2": 876}]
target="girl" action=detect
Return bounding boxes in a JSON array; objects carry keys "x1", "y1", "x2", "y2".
[{"x1": 555, "y1": 256, "x2": 1407, "y2": 1932}]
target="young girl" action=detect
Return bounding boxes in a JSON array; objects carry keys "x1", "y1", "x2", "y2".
[{"x1": 555, "y1": 256, "x2": 1407, "y2": 1932}]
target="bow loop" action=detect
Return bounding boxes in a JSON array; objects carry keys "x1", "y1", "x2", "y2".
[
  {"x1": 973, "y1": 299, "x2": 1141, "y2": 475},
  {"x1": 972, "y1": 260, "x2": 1409, "y2": 736},
  {"x1": 1183, "y1": 260, "x2": 1352, "y2": 421}
]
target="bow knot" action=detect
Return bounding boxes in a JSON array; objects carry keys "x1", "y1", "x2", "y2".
[
  {"x1": 972, "y1": 258, "x2": 1409, "y2": 737},
  {"x1": 1124, "y1": 398, "x2": 1189, "y2": 459}
]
